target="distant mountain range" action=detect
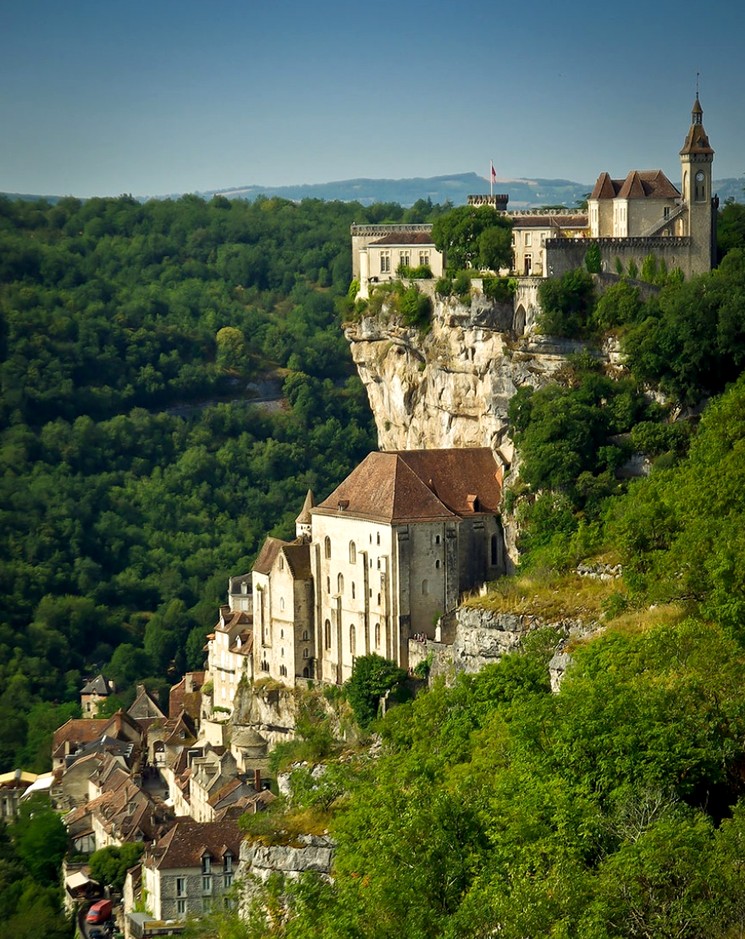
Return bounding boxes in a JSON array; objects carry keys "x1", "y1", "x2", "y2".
[{"x1": 4, "y1": 172, "x2": 744, "y2": 208}]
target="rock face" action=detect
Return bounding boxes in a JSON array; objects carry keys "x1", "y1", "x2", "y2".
[
  {"x1": 425, "y1": 604, "x2": 602, "y2": 689},
  {"x1": 240, "y1": 834, "x2": 335, "y2": 888},
  {"x1": 345, "y1": 295, "x2": 587, "y2": 455},
  {"x1": 230, "y1": 680, "x2": 297, "y2": 747}
]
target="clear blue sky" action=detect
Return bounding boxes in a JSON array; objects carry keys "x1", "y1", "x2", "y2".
[{"x1": 2, "y1": 0, "x2": 743, "y2": 198}]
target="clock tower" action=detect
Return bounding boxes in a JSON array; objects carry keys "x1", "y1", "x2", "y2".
[{"x1": 680, "y1": 94, "x2": 716, "y2": 273}]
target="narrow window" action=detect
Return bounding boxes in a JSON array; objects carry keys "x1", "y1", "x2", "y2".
[
  {"x1": 350, "y1": 625, "x2": 356, "y2": 656},
  {"x1": 324, "y1": 536, "x2": 331, "y2": 559},
  {"x1": 349, "y1": 541, "x2": 356, "y2": 563},
  {"x1": 324, "y1": 620, "x2": 331, "y2": 650}
]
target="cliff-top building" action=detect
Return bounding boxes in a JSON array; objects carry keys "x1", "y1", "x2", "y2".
[{"x1": 353, "y1": 96, "x2": 716, "y2": 295}]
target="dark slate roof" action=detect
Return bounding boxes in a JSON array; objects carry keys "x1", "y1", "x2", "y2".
[
  {"x1": 81, "y1": 674, "x2": 112, "y2": 696},
  {"x1": 282, "y1": 543, "x2": 312, "y2": 580},
  {"x1": 369, "y1": 232, "x2": 436, "y2": 247}
]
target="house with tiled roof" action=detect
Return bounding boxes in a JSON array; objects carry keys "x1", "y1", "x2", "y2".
[
  {"x1": 207, "y1": 604, "x2": 254, "y2": 714},
  {"x1": 251, "y1": 521, "x2": 314, "y2": 685},
  {"x1": 135, "y1": 816, "x2": 243, "y2": 923},
  {"x1": 352, "y1": 223, "x2": 444, "y2": 295}
]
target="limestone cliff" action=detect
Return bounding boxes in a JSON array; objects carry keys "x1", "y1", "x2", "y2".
[{"x1": 345, "y1": 291, "x2": 586, "y2": 457}]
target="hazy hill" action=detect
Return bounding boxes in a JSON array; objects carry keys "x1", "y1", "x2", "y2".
[{"x1": 3, "y1": 172, "x2": 743, "y2": 207}]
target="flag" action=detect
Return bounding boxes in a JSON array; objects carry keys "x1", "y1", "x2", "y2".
[{"x1": 490, "y1": 161, "x2": 497, "y2": 184}]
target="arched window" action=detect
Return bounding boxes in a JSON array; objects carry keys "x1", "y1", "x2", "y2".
[
  {"x1": 351, "y1": 582, "x2": 356, "y2": 599},
  {"x1": 349, "y1": 541, "x2": 356, "y2": 564},
  {"x1": 435, "y1": 559, "x2": 441, "y2": 570},
  {"x1": 337, "y1": 573, "x2": 344, "y2": 594},
  {"x1": 349, "y1": 625, "x2": 356, "y2": 656},
  {"x1": 303, "y1": 648, "x2": 309, "y2": 659},
  {"x1": 422, "y1": 579, "x2": 429, "y2": 596},
  {"x1": 324, "y1": 536, "x2": 331, "y2": 559},
  {"x1": 279, "y1": 598, "x2": 285, "y2": 612},
  {"x1": 324, "y1": 620, "x2": 331, "y2": 650},
  {"x1": 302, "y1": 630, "x2": 308, "y2": 641},
  {"x1": 375, "y1": 622, "x2": 381, "y2": 647}
]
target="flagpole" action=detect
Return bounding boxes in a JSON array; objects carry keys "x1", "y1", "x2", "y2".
[{"x1": 490, "y1": 161, "x2": 493, "y2": 199}]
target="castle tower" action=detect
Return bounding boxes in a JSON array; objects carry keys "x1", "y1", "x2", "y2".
[{"x1": 680, "y1": 93, "x2": 716, "y2": 274}]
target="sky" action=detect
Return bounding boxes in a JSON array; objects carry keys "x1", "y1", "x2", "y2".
[{"x1": 1, "y1": 0, "x2": 744, "y2": 199}]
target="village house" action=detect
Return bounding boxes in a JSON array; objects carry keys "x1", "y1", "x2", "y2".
[{"x1": 136, "y1": 816, "x2": 243, "y2": 922}]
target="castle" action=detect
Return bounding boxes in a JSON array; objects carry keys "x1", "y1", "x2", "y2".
[
  {"x1": 352, "y1": 96, "x2": 716, "y2": 297},
  {"x1": 206, "y1": 448, "x2": 505, "y2": 704}
]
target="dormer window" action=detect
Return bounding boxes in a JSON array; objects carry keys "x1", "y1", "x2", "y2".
[
  {"x1": 202, "y1": 854, "x2": 212, "y2": 875},
  {"x1": 338, "y1": 499, "x2": 349, "y2": 511}
]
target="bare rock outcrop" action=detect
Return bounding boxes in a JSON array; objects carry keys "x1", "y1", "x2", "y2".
[{"x1": 345, "y1": 296, "x2": 587, "y2": 454}]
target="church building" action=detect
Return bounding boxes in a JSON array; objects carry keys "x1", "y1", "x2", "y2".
[{"x1": 206, "y1": 448, "x2": 504, "y2": 699}]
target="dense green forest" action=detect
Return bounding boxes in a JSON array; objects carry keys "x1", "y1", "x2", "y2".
[{"x1": 0, "y1": 193, "x2": 445, "y2": 773}]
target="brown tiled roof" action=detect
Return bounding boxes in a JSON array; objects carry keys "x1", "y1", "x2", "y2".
[
  {"x1": 314, "y1": 448, "x2": 502, "y2": 523},
  {"x1": 591, "y1": 169, "x2": 680, "y2": 201},
  {"x1": 230, "y1": 630, "x2": 253, "y2": 656},
  {"x1": 369, "y1": 232, "x2": 435, "y2": 247},
  {"x1": 53, "y1": 719, "x2": 109, "y2": 757},
  {"x1": 396, "y1": 449, "x2": 502, "y2": 515},
  {"x1": 680, "y1": 96, "x2": 714, "y2": 156},
  {"x1": 296, "y1": 489, "x2": 315, "y2": 525},
  {"x1": 252, "y1": 536, "x2": 288, "y2": 575},
  {"x1": 216, "y1": 610, "x2": 251, "y2": 633},
  {"x1": 282, "y1": 543, "x2": 311, "y2": 580},
  {"x1": 146, "y1": 817, "x2": 242, "y2": 870},
  {"x1": 590, "y1": 172, "x2": 618, "y2": 200}
]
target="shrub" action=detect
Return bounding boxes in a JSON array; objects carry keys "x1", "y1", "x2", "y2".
[{"x1": 482, "y1": 275, "x2": 516, "y2": 303}]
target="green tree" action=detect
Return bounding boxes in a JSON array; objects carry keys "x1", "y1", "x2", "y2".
[
  {"x1": 89, "y1": 843, "x2": 144, "y2": 891},
  {"x1": 344, "y1": 654, "x2": 407, "y2": 729},
  {"x1": 12, "y1": 795, "x2": 67, "y2": 885},
  {"x1": 537, "y1": 269, "x2": 595, "y2": 338},
  {"x1": 432, "y1": 205, "x2": 512, "y2": 272}
]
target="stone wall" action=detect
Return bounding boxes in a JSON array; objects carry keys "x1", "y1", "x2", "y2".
[
  {"x1": 422, "y1": 604, "x2": 601, "y2": 689},
  {"x1": 240, "y1": 834, "x2": 335, "y2": 897}
]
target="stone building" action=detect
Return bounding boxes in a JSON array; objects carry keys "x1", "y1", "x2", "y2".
[
  {"x1": 352, "y1": 97, "x2": 717, "y2": 296},
  {"x1": 138, "y1": 817, "x2": 242, "y2": 922},
  {"x1": 206, "y1": 447, "x2": 504, "y2": 703}
]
